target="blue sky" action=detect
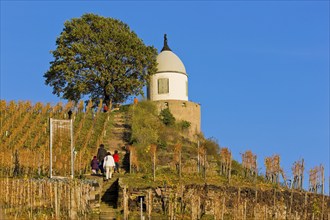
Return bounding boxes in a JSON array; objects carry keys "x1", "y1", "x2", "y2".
[{"x1": 1, "y1": 1, "x2": 329, "y2": 192}]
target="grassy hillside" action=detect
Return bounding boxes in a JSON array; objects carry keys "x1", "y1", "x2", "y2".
[{"x1": 0, "y1": 99, "x2": 298, "y2": 192}]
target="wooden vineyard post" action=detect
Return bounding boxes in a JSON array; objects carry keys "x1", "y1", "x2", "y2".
[
  {"x1": 241, "y1": 150, "x2": 257, "y2": 180},
  {"x1": 128, "y1": 146, "x2": 137, "y2": 174},
  {"x1": 70, "y1": 119, "x2": 74, "y2": 179},
  {"x1": 221, "y1": 197, "x2": 225, "y2": 220},
  {"x1": 292, "y1": 159, "x2": 304, "y2": 190},
  {"x1": 219, "y1": 148, "x2": 232, "y2": 182},
  {"x1": 76, "y1": 182, "x2": 80, "y2": 215},
  {"x1": 228, "y1": 153, "x2": 232, "y2": 183},
  {"x1": 129, "y1": 146, "x2": 132, "y2": 174},
  {"x1": 198, "y1": 145, "x2": 206, "y2": 179},
  {"x1": 50, "y1": 118, "x2": 53, "y2": 178},
  {"x1": 153, "y1": 150, "x2": 156, "y2": 182},
  {"x1": 265, "y1": 155, "x2": 286, "y2": 186},
  {"x1": 322, "y1": 164, "x2": 325, "y2": 195},
  {"x1": 273, "y1": 189, "x2": 276, "y2": 218},
  {"x1": 123, "y1": 186, "x2": 129, "y2": 220},
  {"x1": 244, "y1": 200, "x2": 247, "y2": 220},
  {"x1": 254, "y1": 190, "x2": 257, "y2": 220},
  {"x1": 289, "y1": 188, "x2": 293, "y2": 218},
  {"x1": 174, "y1": 143, "x2": 182, "y2": 180},
  {"x1": 179, "y1": 146, "x2": 182, "y2": 180},
  {"x1": 203, "y1": 147, "x2": 207, "y2": 181},
  {"x1": 55, "y1": 182, "x2": 58, "y2": 219},
  {"x1": 254, "y1": 157, "x2": 258, "y2": 183},
  {"x1": 309, "y1": 164, "x2": 324, "y2": 194},
  {"x1": 150, "y1": 144, "x2": 157, "y2": 182},
  {"x1": 237, "y1": 188, "x2": 241, "y2": 219},
  {"x1": 304, "y1": 192, "x2": 307, "y2": 219},
  {"x1": 174, "y1": 193, "x2": 178, "y2": 220},
  {"x1": 301, "y1": 159, "x2": 304, "y2": 189},
  {"x1": 148, "y1": 189, "x2": 152, "y2": 220},
  {"x1": 70, "y1": 181, "x2": 77, "y2": 220},
  {"x1": 140, "y1": 197, "x2": 143, "y2": 220},
  {"x1": 321, "y1": 193, "x2": 325, "y2": 220},
  {"x1": 197, "y1": 140, "x2": 200, "y2": 173},
  {"x1": 321, "y1": 164, "x2": 325, "y2": 219},
  {"x1": 198, "y1": 196, "x2": 201, "y2": 220},
  {"x1": 180, "y1": 184, "x2": 184, "y2": 217},
  {"x1": 6, "y1": 176, "x2": 9, "y2": 211},
  {"x1": 213, "y1": 197, "x2": 220, "y2": 220},
  {"x1": 59, "y1": 182, "x2": 62, "y2": 218}
]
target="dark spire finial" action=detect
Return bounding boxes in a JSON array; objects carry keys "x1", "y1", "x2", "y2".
[{"x1": 161, "y1": 34, "x2": 171, "y2": 52}]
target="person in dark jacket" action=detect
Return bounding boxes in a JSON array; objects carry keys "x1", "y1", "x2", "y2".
[
  {"x1": 91, "y1": 156, "x2": 99, "y2": 175},
  {"x1": 97, "y1": 144, "x2": 107, "y2": 174}
]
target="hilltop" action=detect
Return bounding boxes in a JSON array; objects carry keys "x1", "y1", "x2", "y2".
[{"x1": 0, "y1": 99, "x2": 329, "y2": 220}]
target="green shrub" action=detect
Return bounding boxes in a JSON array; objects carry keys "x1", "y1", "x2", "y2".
[
  {"x1": 157, "y1": 139, "x2": 167, "y2": 150},
  {"x1": 231, "y1": 159, "x2": 244, "y2": 177},
  {"x1": 177, "y1": 120, "x2": 191, "y2": 130},
  {"x1": 203, "y1": 137, "x2": 220, "y2": 156},
  {"x1": 159, "y1": 108, "x2": 175, "y2": 126}
]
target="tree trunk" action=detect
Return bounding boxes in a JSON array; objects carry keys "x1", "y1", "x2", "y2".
[{"x1": 104, "y1": 94, "x2": 113, "y2": 110}]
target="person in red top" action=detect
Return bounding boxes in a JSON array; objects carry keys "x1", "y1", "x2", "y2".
[
  {"x1": 103, "y1": 104, "x2": 108, "y2": 113},
  {"x1": 113, "y1": 150, "x2": 120, "y2": 173}
]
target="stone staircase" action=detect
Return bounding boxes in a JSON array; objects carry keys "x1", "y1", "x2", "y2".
[
  {"x1": 98, "y1": 112, "x2": 129, "y2": 219},
  {"x1": 106, "y1": 112, "x2": 130, "y2": 153},
  {"x1": 85, "y1": 175, "x2": 121, "y2": 220},
  {"x1": 99, "y1": 177, "x2": 120, "y2": 220},
  {"x1": 84, "y1": 111, "x2": 130, "y2": 219}
]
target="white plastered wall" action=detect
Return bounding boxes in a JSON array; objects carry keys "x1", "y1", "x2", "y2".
[{"x1": 149, "y1": 72, "x2": 188, "y2": 101}]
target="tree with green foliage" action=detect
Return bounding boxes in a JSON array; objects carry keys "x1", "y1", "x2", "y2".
[
  {"x1": 44, "y1": 13, "x2": 158, "y2": 109},
  {"x1": 159, "y1": 108, "x2": 175, "y2": 126}
]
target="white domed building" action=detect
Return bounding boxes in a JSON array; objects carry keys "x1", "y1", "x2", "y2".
[{"x1": 148, "y1": 35, "x2": 201, "y2": 136}]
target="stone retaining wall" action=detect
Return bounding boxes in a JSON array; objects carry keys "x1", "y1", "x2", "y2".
[{"x1": 117, "y1": 179, "x2": 330, "y2": 219}]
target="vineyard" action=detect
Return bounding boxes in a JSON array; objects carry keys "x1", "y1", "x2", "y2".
[
  {"x1": 0, "y1": 99, "x2": 115, "y2": 178},
  {"x1": 0, "y1": 99, "x2": 328, "y2": 219},
  {"x1": 0, "y1": 99, "x2": 327, "y2": 191},
  {"x1": 0, "y1": 178, "x2": 94, "y2": 219}
]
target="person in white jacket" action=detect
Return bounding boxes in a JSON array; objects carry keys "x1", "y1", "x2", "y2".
[{"x1": 103, "y1": 152, "x2": 115, "y2": 181}]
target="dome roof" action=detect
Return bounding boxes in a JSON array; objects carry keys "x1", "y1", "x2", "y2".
[
  {"x1": 156, "y1": 34, "x2": 186, "y2": 75},
  {"x1": 156, "y1": 50, "x2": 186, "y2": 75}
]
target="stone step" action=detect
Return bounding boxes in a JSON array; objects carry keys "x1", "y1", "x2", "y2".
[
  {"x1": 101, "y1": 178, "x2": 119, "y2": 206},
  {"x1": 112, "y1": 127, "x2": 125, "y2": 131},
  {"x1": 99, "y1": 215, "x2": 117, "y2": 220},
  {"x1": 111, "y1": 129, "x2": 127, "y2": 133},
  {"x1": 100, "y1": 204, "x2": 117, "y2": 210},
  {"x1": 112, "y1": 127, "x2": 127, "y2": 130},
  {"x1": 113, "y1": 121, "x2": 127, "y2": 124},
  {"x1": 112, "y1": 123, "x2": 127, "y2": 127},
  {"x1": 111, "y1": 132, "x2": 128, "y2": 136},
  {"x1": 112, "y1": 126, "x2": 124, "y2": 130},
  {"x1": 113, "y1": 118, "x2": 124, "y2": 122},
  {"x1": 102, "y1": 193, "x2": 118, "y2": 198},
  {"x1": 113, "y1": 119, "x2": 126, "y2": 122},
  {"x1": 99, "y1": 211, "x2": 117, "y2": 220},
  {"x1": 99, "y1": 177, "x2": 119, "y2": 220}
]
